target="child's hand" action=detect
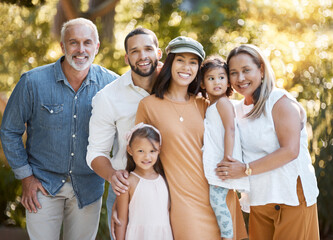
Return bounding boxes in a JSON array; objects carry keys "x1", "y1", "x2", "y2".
[
  {"x1": 220, "y1": 156, "x2": 229, "y2": 164},
  {"x1": 111, "y1": 170, "x2": 129, "y2": 195},
  {"x1": 111, "y1": 200, "x2": 121, "y2": 239}
]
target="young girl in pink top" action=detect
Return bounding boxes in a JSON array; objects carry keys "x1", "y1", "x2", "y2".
[{"x1": 115, "y1": 123, "x2": 173, "y2": 240}]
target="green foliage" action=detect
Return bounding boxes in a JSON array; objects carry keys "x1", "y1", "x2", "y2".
[
  {"x1": 0, "y1": 0, "x2": 332, "y2": 238},
  {"x1": 0, "y1": 111, "x2": 25, "y2": 228},
  {"x1": 0, "y1": 3, "x2": 56, "y2": 92},
  {"x1": 109, "y1": 0, "x2": 240, "y2": 65},
  {"x1": 0, "y1": 0, "x2": 45, "y2": 7},
  {"x1": 96, "y1": 183, "x2": 111, "y2": 239},
  {"x1": 0, "y1": 164, "x2": 26, "y2": 227},
  {"x1": 312, "y1": 106, "x2": 333, "y2": 236}
]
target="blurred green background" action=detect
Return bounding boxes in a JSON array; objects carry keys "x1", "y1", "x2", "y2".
[{"x1": 0, "y1": 0, "x2": 332, "y2": 239}]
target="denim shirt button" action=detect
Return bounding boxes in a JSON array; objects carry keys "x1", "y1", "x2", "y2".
[
  {"x1": 62, "y1": 180, "x2": 65, "y2": 183},
  {"x1": 71, "y1": 153, "x2": 74, "y2": 156},
  {"x1": 74, "y1": 96, "x2": 78, "y2": 100},
  {"x1": 72, "y1": 134, "x2": 76, "y2": 138},
  {"x1": 69, "y1": 170, "x2": 72, "y2": 173},
  {"x1": 50, "y1": 110, "x2": 54, "y2": 114},
  {"x1": 73, "y1": 115, "x2": 77, "y2": 118}
]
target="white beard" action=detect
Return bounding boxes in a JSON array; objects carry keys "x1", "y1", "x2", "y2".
[{"x1": 64, "y1": 49, "x2": 96, "y2": 71}]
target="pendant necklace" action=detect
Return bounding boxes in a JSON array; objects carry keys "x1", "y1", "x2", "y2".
[
  {"x1": 170, "y1": 102, "x2": 186, "y2": 122},
  {"x1": 167, "y1": 94, "x2": 189, "y2": 122}
]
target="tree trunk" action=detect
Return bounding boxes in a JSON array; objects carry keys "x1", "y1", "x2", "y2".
[
  {"x1": 89, "y1": 0, "x2": 116, "y2": 43},
  {"x1": 52, "y1": 0, "x2": 118, "y2": 43},
  {"x1": 52, "y1": 0, "x2": 81, "y2": 40}
]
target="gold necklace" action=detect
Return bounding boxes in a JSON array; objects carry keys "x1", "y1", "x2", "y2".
[
  {"x1": 170, "y1": 103, "x2": 186, "y2": 122},
  {"x1": 167, "y1": 94, "x2": 189, "y2": 122}
]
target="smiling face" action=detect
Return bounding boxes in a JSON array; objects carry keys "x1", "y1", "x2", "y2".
[
  {"x1": 202, "y1": 67, "x2": 229, "y2": 103},
  {"x1": 228, "y1": 53, "x2": 263, "y2": 105},
  {"x1": 170, "y1": 52, "x2": 199, "y2": 90},
  {"x1": 127, "y1": 136, "x2": 160, "y2": 172},
  {"x1": 125, "y1": 34, "x2": 161, "y2": 77},
  {"x1": 61, "y1": 24, "x2": 99, "y2": 71}
]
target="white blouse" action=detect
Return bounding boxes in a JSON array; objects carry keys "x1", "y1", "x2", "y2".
[{"x1": 235, "y1": 88, "x2": 319, "y2": 207}]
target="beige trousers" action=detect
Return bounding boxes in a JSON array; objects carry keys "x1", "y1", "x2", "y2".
[
  {"x1": 226, "y1": 190, "x2": 248, "y2": 240},
  {"x1": 26, "y1": 181, "x2": 102, "y2": 240}
]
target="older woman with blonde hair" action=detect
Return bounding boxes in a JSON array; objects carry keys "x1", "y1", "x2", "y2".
[{"x1": 218, "y1": 44, "x2": 320, "y2": 239}]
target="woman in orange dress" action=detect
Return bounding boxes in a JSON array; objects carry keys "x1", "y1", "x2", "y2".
[{"x1": 136, "y1": 36, "x2": 247, "y2": 240}]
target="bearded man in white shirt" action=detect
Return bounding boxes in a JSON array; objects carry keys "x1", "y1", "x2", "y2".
[{"x1": 86, "y1": 28, "x2": 162, "y2": 239}]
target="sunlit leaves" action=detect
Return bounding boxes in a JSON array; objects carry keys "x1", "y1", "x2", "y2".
[
  {"x1": 0, "y1": 3, "x2": 57, "y2": 93},
  {"x1": 0, "y1": 0, "x2": 45, "y2": 7},
  {"x1": 0, "y1": 0, "x2": 332, "y2": 235}
]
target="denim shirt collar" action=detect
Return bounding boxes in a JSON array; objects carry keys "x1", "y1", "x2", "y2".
[{"x1": 54, "y1": 56, "x2": 97, "y2": 86}]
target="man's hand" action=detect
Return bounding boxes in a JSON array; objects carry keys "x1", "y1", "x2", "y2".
[
  {"x1": 110, "y1": 170, "x2": 129, "y2": 196},
  {"x1": 21, "y1": 175, "x2": 48, "y2": 213}
]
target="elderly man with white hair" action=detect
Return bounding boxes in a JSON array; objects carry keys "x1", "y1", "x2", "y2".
[{"x1": 0, "y1": 18, "x2": 118, "y2": 240}]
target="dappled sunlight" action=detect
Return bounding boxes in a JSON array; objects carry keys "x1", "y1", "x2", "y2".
[
  {"x1": 0, "y1": 0, "x2": 331, "y2": 169},
  {"x1": 0, "y1": 0, "x2": 332, "y2": 237}
]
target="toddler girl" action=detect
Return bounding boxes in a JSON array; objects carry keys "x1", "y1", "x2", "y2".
[
  {"x1": 115, "y1": 122, "x2": 173, "y2": 240},
  {"x1": 201, "y1": 56, "x2": 250, "y2": 239}
]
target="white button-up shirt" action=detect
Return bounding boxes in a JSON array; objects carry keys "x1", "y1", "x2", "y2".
[{"x1": 86, "y1": 70, "x2": 150, "y2": 170}]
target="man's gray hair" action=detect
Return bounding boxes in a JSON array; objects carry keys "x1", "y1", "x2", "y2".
[{"x1": 60, "y1": 18, "x2": 99, "y2": 44}]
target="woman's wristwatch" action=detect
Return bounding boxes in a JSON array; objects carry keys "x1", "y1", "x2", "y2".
[{"x1": 245, "y1": 163, "x2": 252, "y2": 176}]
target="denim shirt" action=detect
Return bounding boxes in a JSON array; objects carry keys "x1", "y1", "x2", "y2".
[{"x1": 0, "y1": 57, "x2": 118, "y2": 208}]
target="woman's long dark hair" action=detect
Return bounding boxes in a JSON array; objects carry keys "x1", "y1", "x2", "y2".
[
  {"x1": 153, "y1": 53, "x2": 203, "y2": 98},
  {"x1": 126, "y1": 127, "x2": 165, "y2": 178}
]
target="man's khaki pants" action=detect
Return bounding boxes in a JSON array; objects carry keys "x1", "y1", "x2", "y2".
[{"x1": 26, "y1": 181, "x2": 102, "y2": 240}]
